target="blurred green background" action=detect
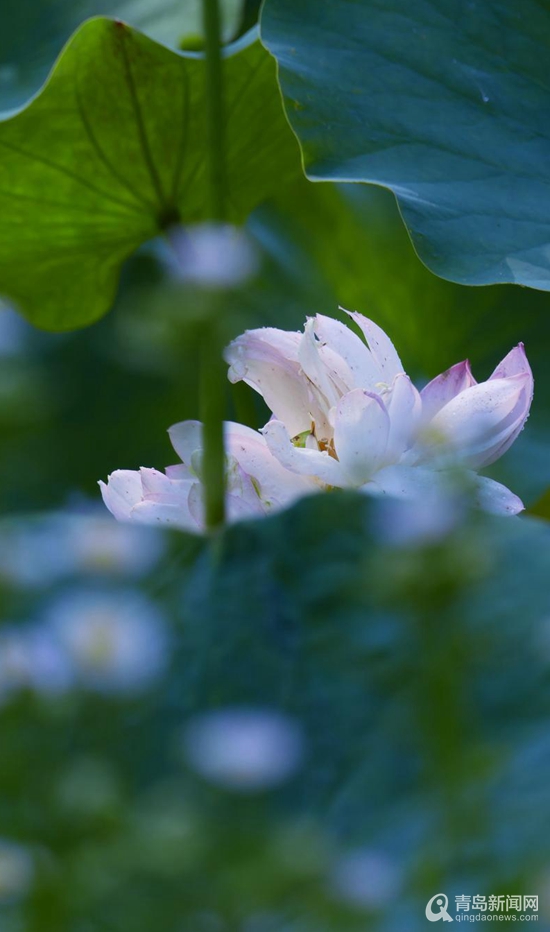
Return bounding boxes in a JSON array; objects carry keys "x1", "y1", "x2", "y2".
[{"x1": 1, "y1": 2, "x2": 550, "y2": 931}]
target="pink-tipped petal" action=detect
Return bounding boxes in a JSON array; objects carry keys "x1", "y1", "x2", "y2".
[
  {"x1": 344, "y1": 309, "x2": 404, "y2": 381},
  {"x1": 428, "y1": 373, "x2": 532, "y2": 469},
  {"x1": 421, "y1": 360, "x2": 477, "y2": 424},
  {"x1": 333, "y1": 389, "x2": 390, "y2": 484},
  {"x1": 486, "y1": 345, "x2": 533, "y2": 461},
  {"x1": 490, "y1": 343, "x2": 531, "y2": 381},
  {"x1": 99, "y1": 470, "x2": 144, "y2": 522}
]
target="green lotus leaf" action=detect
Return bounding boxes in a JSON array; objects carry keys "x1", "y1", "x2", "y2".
[
  {"x1": 0, "y1": 18, "x2": 300, "y2": 329},
  {"x1": 0, "y1": 0, "x2": 243, "y2": 111},
  {"x1": 261, "y1": 0, "x2": 550, "y2": 290}
]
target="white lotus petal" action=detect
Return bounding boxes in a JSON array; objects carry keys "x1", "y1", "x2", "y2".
[
  {"x1": 99, "y1": 470, "x2": 144, "y2": 522},
  {"x1": 429, "y1": 373, "x2": 532, "y2": 469},
  {"x1": 485, "y1": 344, "x2": 534, "y2": 461},
  {"x1": 187, "y1": 471, "x2": 265, "y2": 527},
  {"x1": 226, "y1": 491, "x2": 265, "y2": 520},
  {"x1": 472, "y1": 475, "x2": 524, "y2": 515},
  {"x1": 168, "y1": 420, "x2": 203, "y2": 468},
  {"x1": 165, "y1": 464, "x2": 192, "y2": 480},
  {"x1": 226, "y1": 327, "x2": 301, "y2": 371},
  {"x1": 385, "y1": 374, "x2": 422, "y2": 461},
  {"x1": 140, "y1": 467, "x2": 192, "y2": 504},
  {"x1": 333, "y1": 389, "x2": 390, "y2": 484},
  {"x1": 262, "y1": 420, "x2": 344, "y2": 486},
  {"x1": 224, "y1": 330, "x2": 312, "y2": 436},
  {"x1": 365, "y1": 463, "x2": 441, "y2": 499},
  {"x1": 489, "y1": 342, "x2": 531, "y2": 381},
  {"x1": 421, "y1": 360, "x2": 477, "y2": 424},
  {"x1": 314, "y1": 313, "x2": 381, "y2": 390},
  {"x1": 298, "y1": 318, "x2": 341, "y2": 410},
  {"x1": 345, "y1": 310, "x2": 404, "y2": 380},
  {"x1": 225, "y1": 422, "x2": 316, "y2": 506},
  {"x1": 131, "y1": 499, "x2": 199, "y2": 531},
  {"x1": 187, "y1": 482, "x2": 204, "y2": 528}
]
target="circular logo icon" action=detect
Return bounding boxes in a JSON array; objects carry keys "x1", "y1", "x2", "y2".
[{"x1": 425, "y1": 893, "x2": 454, "y2": 922}]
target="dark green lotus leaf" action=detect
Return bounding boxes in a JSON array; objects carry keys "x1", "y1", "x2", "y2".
[
  {"x1": 0, "y1": 19, "x2": 300, "y2": 329},
  {"x1": 4, "y1": 492, "x2": 550, "y2": 929},
  {"x1": 261, "y1": 0, "x2": 550, "y2": 290}
]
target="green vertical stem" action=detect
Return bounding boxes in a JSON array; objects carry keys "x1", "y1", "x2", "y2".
[
  {"x1": 202, "y1": 0, "x2": 226, "y2": 222},
  {"x1": 201, "y1": 0, "x2": 227, "y2": 529}
]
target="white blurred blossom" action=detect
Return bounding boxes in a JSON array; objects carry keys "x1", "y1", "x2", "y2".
[
  {"x1": 166, "y1": 223, "x2": 258, "y2": 289},
  {"x1": 65, "y1": 514, "x2": 165, "y2": 576},
  {"x1": 330, "y1": 847, "x2": 401, "y2": 909},
  {"x1": 183, "y1": 708, "x2": 305, "y2": 791},
  {"x1": 0, "y1": 521, "x2": 73, "y2": 588},
  {"x1": 0, "y1": 840, "x2": 34, "y2": 903},
  {"x1": 372, "y1": 481, "x2": 464, "y2": 546},
  {"x1": 46, "y1": 588, "x2": 168, "y2": 694},
  {"x1": 0, "y1": 512, "x2": 164, "y2": 588},
  {"x1": 0, "y1": 625, "x2": 72, "y2": 702}
]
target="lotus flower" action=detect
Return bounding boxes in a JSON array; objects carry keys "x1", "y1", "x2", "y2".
[
  {"x1": 100, "y1": 311, "x2": 532, "y2": 532},
  {"x1": 100, "y1": 421, "x2": 317, "y2": 532},
  {"x1": 225, "y1": 311, "x2": 533, "y2": 515}
]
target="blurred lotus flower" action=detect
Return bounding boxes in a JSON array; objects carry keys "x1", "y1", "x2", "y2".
[
  {"x1": 46, "y1": 589, "x2": 168, "y2": 694},
  {"x1": 183, "y1": 707, "x2": 304, "y2": 791},
  {"x1": 0, "y1": 512, "x2": 165, "y2": 588},
  {"x1": 0, "y1": 625, "x2": 72, "y2": 702},
  {"x1": 165, "y1": 223, "x2": 258, "y2": 289},
  {"x1": 372, "y1": 483, "x2": 464, "y2": 546},
  {"x1": 226, "y1": 311, "x2": 533, "y2": 515},
  {"x1": 100, "y1": 422, "x2": 316, "y2": 532},
  {"x1": 330, "y1": 847, "x2": 401, "y2": 909},
  {"x1": 0, "y1": 840, "x2": 34, "y2": 903},
  {"x1": 65, "y1": 514, "x2": 165, "y2": 577},
  {"x1": 0, "y1": 520, "x2": 74, "y2": 587},
  {"x1": 0, "y1": 589, "x2": 168, "y2": 702}
]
